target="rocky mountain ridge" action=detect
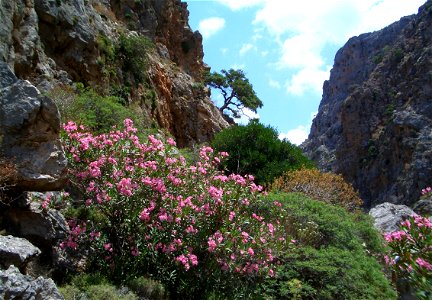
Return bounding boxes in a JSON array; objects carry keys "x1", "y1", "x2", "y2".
[
  {"x1": 0, "y1": 0, "x2": 228, "y2": 148},
  {"x1": 303, "y1": 0, "x2": 432, "y2": 208}
]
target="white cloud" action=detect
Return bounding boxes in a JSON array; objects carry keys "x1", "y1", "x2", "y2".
[
  {"x1": 239, "y1": 43, "x2": 254, "y2": 56},
  {"x1": 231, "y1": 63, "x2": 246, "y2": 70},
  {"x1": 235, "y1": 107, "x2": 260, "y2": 125},
  {"x1": 198, "y1": 17, "x2": 226, "y2": 38},
  {"x1": 215, "y1": 0, "x2": 264, "y2": 10},
  {"x1": 278, "y1": 34, "x2": 324, "y2": 69},
  {"x1": 279, "y1": 125, "x2": 309, "y2": 146},
  {"x1": 251, "y1": 0, "x2": 425, "y2": 95},
  {"x1": 268, "y1": 78, "x2": 281, "y2": 89},
  {"x1": 286, "y1": 66, "x2": 331, "y2": 96},
  {"x1": 279, "y1": 111, "x2": 316, "y2": 145}
]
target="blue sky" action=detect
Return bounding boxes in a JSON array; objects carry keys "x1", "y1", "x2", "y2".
[{"x1": 185, "y1": 0, "x2": 426, "y2": 144}]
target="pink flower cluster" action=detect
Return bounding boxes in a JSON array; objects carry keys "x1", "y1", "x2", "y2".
[
  {"x1": 385, "y1": 213, "x2": 432, "y2": 292},
  {"x1": 60, "y1": 120, "x2": 287, "y2": 277},
  {"x1": 421, "y1": 186, "x2": 431, "y2": 195}
]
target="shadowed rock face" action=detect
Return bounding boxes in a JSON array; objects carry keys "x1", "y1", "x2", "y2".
[
  {"x1": 0, "y1": 62, "x2": 67, "y2": 191},
  {"x1": 303, "y1": 1, "x2": 432, "y2": 208}
]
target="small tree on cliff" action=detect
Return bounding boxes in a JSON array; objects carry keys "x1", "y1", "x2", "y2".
[{"x1": 205, "y1": 69, "x2": 263, "y2": 118}]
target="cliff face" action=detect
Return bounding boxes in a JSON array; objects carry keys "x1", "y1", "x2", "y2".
[
  {"x1": 303, "y1": 1, "x2": 432, "y2": 208},
  {"x1": 0, "y1": 0, "x2": 228, "y2": 147}
]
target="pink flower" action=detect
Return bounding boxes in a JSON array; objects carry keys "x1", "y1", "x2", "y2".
[
  {"x1": 421, "y1": 186, "x2": 432, "y2": 195},
  {"x1": 208, "y1": 186, "x2": 223, "y2": 200},
  {"x1": 116, "y1": 177, "x2": 134, "y2": 196},
  {"x1": 176, "y1": 254, "x2": 190, "y2": 271},
  {"x1": 219, "y1": 151, "x2": 229, "y2": 157},
  {"x1": 188, "y1": 253, "x2": 198, "y2": 266},
  {"x1": 131, "y1": 247, "x2": 140, "y2": 257},
  {"x1": 401, "y1": 219, "x2": 411, "y2": 229},
  {"x1": 416, "y1": 258, "x2": 432, "y2": 270},
  {"x1": 208, "y1": 239, "x2": 217, "y2": 252},
  {"x1": 267, "y1": 223, "x2": 275, "y2": 234},
  {"x1": 63, "y1": 121, "x2": 78, "y2": 133},
  {"x1": 104, "y1": 243, "x2": 113, "y2": 252},
  {"x1": 167, "y1": 138, "x2": 176, "y2": 146},
  {"x1": 248, "y1": 247, "x2": 255, "y2": 256},
  {"x1": 89, "y1": 231, "x2": 100, "y2": 241}
]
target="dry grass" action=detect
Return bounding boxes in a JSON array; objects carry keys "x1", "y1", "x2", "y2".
[
  {"x1": 0, "y1": 157, "x2": 17, "y2": 186},
  {"x1": 0, "y1": 156, "x2": 18, "y2": 202},
  {"x1": 271, "y1": 168, "x2": 363, "y2": 212},
  {"x1": 92, "y1": 3, "x2": 117, "y2": 22}
]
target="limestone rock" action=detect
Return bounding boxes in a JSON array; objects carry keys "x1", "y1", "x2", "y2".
[
  {"x1": 0, "y1": 0, "x2": 227, "y2": 148},
  {"x1": 303, "y1": 1, "x2": 432, "y2": 207},
  {"x1": 0, "y1": 62, "x2": 67, "y2": 191},
  {"x1": 0, "y1": 235, "x2": 41, "y2": 271},
  {"x1": 0, "y1": 265, "x2": 63, "y2": 300},
  {"x1": 3, "y1": 194, "x2": 69, "y2": 251},
  {"x1": 412, "y1": 196, "x2": 432, "y2": 216},
  {"x1": 369, "y1": 202, "x2": 416, "y2": 233},
  {"x1": 149, "y1": 59, "x2": 229, "y2": 147}
]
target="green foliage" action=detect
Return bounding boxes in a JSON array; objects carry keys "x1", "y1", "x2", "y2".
[
  {"x1": 205, "y1": 68, "x2": 263, "y2": 118},
  {"x1": 257, "y1": 193, "x2": 396, "y2": 300},
  {"x1": 97, "y1": 34, "x2": 115, "y2": 63},
  {"x1": 128, "y1": 276, "x2": 167, "y2": 300},
  {"x1": 48, "y1": 86, "x2": 144, "y2": 134},
  {"x1": 60, "y1": 273, "x2": 138, "y2": 300},
  {"x1": 211, "y1": 120, "x2": 314, "y2": 186},
  {"x1": 392, "y1": 48, "x2": 404, "y2": 63},
  {"x1": 117, "y1": 34, "x2": 153, "y2": 84}
]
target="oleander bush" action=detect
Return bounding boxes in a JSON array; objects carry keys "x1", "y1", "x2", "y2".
[
  {"x1": 58, "y1": 119, "x2": 290, "y2": 298},
  {"x1": 385, "y1": 214, "x2": 432, "y2": 299},
  {"x1": 271, "y1": 168, "x2": 363, "y2": 211}
]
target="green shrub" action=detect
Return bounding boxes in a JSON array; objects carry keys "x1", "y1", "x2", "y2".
[
  {"x1": 127, "y1": 276, "x2": 167, "y2": 300},
  {"x1": 60, "y1": 273, "x2": 138, "y2": 300},
  {"x1": 211, "y1": 120, "x2": 314, "y2": 186},
  {"x1": 117, "y1": 34, "x2": 153, "y2": 84},
  {"x1": 271, "y1": 168, "x2": 363, "y2": 211},
  {"x1": 49, "y1": 86, "x2": 145, "y2": 134},
  {"x1": 257, "y1": 193, "x2": 396, "y2": 300}
]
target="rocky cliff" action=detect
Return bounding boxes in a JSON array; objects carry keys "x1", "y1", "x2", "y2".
[
  {"x1": 0, "y1": 0, "x2": 228, "y2": 148},
  {"x1": 303, "y1": 1, "x2": 432, "y2": 208}
]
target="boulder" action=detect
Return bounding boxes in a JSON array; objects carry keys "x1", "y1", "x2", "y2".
[
  {"x1": 369, "y1": 202, "x2": 416, "y2": 233},
  {"x1": 3, "y1": 193, "x2": 69, "y2": 251},
  {"x1": 412, "y1": 195, "x2": 432, "y2": 216},
  {"x1": 0, "y1": 62, "x2": 67, "y2": 191},
  {"x1": 0, "y1": 265, "x2": 63, "y2": 300},
  {"x1": 0, "y1": 235, "x2": 41, "y2": 272}
]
